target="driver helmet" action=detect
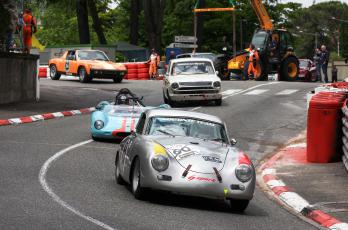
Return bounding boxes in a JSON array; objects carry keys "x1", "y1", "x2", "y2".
[{"x1": 117, "y1": 95, "x2": 130, "y2": 105}]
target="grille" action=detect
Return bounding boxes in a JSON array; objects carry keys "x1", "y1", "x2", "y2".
[{"x1": 179, "y1": 81, "x2": 212, "y2": 86}]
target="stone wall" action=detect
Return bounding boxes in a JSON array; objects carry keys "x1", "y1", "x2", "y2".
[{"x1": 0, "y1": 52, "x2": 39, "y2": 104}]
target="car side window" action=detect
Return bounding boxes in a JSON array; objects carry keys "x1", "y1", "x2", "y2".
[
  {"x1": 136, "y1": 114, "x2": 146, "y2": 134},
  {"x1": 67, "y1": 51, "x2": 76, "y2": 60}
]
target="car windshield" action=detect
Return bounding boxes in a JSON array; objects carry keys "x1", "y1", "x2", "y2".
[
  {"x1": 299, "y1": 60, "x2": 309, "y2": 67},
  {"x1": 147, "y1": 117, "x2": 228, "y2": 143},
  {"x1": 251, "y1": 32, "x2": 268, "y2": 49},
  {"x1": 77, "y1": 51, "x2": 109, "y2": 61},
  {"x1": 171, "y1": 61, "x2": 214, "y2": 75}
]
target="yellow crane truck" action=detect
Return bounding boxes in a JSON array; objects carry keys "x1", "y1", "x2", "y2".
[{"x1": 228, "y1": 0, "x2": 299, "y2": 81}]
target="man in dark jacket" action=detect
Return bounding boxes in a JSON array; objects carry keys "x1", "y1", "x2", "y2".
[{"x1": 320, "y1": 45, "x2": 329, "y2": 83}]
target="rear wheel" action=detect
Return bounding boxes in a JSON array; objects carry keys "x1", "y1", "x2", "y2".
[
  {"x1": 78, "y1": 67, "x2": 91, "y2": 83},
  {"x1": 280, "y1": 56, "x2": 299, "y2": 81},
  {"x1": 228, "y1": 199, "x2": 250, "y2": 213},
  {"x1": 131, "y1": 158, "x2": 146, "y2": 200},
  {"x1": 50, "y1": 64, "x2": 61, "y2": 80}
]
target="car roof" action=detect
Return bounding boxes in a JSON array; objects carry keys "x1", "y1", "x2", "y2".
[
  {"x1": 170, "y1": 57, "x2": 213, "y2": 63},
  {"x1": 178, "y1": 52, "x2": 214, "y2": 56},
  {"x1": 145, "y1": 109, "x2": 223, "y2": 124}
]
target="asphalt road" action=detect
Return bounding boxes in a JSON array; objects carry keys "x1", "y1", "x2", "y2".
[{"x1": 0, "y1": 78, "x2": 320, "y2": 230}]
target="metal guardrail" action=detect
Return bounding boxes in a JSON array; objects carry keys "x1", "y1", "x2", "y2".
[{"x1": 342, "y1": 102, "x2": 348, "y2": 171}]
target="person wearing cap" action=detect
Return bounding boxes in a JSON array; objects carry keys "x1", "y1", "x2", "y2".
[
  {"x1": 22, "y1": 8, "x2": 37, "y2": 54},
  {"x1": 148, "y1": 48, "x2": 160, "y2": 79}
]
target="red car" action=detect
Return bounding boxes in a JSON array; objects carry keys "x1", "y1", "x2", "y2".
[{"x1": 298, "y1": 59, "x2": 317, "y2": 82}]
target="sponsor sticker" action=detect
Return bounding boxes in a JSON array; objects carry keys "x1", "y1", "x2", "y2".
[
  {"x1": 187, "y1": 175, "x2": 216, "y2": 183},
  {"x1": 202, "y1": 155, "x2": 222, "y2": 163}
]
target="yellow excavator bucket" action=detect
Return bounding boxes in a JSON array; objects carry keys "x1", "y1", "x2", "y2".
[{"x1": 32, "y1": 35, "x2": 45, "y2": 51}]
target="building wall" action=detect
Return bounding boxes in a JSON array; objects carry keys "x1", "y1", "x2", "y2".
[{"x1": 0, "y1": 52, "x2": 39, "y2": 104}]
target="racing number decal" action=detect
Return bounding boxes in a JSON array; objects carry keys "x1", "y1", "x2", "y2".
[{"x1": 167, "y1": 145, "x2": 200, "y2": 160}]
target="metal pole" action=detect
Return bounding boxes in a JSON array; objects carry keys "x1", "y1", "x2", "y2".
[
  {"x1": 233, "y1": 10, "x2": 236, "y2": 57},
  {"x1": 240, "y1": 19, "x2": 243, "y2": 50},
  {"x1": 194, "y1": 12, "x2": 197, "y2": 53}
]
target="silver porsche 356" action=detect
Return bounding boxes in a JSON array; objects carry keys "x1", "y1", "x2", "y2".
[{"x1": 115, "y1": 109, "x2": 255, "y2": 212}]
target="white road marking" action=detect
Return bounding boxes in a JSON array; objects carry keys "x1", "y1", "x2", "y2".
[
  {"x1": 39, "y1": 140, "x2": 116, "y2": 230},
  {"x1": 30, "y1": 115, "x2": 44, "y2": 121},
  {"x1": 9, "y1": 118, "x2": 22, "y2": 125},
  {"x1": 52, "y1": 112, "x2": 64, "y2": 118},
  {"x1": 191, "y1": 82, "x2": 281, "y2": 110},
  {"x1": 261, "y1": 168, "x2": 276, "y2": 176},
  {"x1": 244, "y1": 89, "x2": 269, "y2": 95},
  {"x1": 330, "y1": 223, "x2": 348, "y2": 230},
  {"x1": 266, "y1": 179, "x2": 286, "y2": 189},
  {"x1": 276, "y1": 89, "x2": 298, "y2": 95},
  {"x1": 71, "y1": 110, "x2": 82, "y2": 115},
  {"x1": 221, "y1": 89, "x2": 242, "y2": 96}
]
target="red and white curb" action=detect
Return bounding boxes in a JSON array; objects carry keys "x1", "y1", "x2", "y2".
[
  {"x1": 260, "y1": 143, "x2": 348, "y2": 230},
  {"x1": 0, "y1": 107, "x2": 95, "y2": 127}
]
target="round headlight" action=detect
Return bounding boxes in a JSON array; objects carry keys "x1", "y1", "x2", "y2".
[
  {"x1": 171, "y1": 82, "x2": 179, "y2": 89},
  {"x1": 235, "y1": 164, "x2": 252, "y2": 182},
  {"x1": 94, "y1": 120, "x2": 104, "y2": 130},
  {"x1": 151, "y1": 155, "x2": 169, "y2": 172},
  {"x1": 213, "y1": 81, "x2": 221, "y2": 88}
]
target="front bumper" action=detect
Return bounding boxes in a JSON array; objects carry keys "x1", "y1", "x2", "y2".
[
  {"x1": 168, "y1": 90, "x2": 222, "y2": 102},
  {"x1": 91, "y1": 128, "x2": 129, "y2": 140},
  {"x1": 90, "y1": 69, "x2": 127, "y2": 79},
  {"x1": 141, "y1": 160, "x2": 255, "y2": 200}
]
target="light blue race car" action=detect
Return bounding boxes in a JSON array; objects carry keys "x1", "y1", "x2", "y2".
[{"x1": 91, "y1": 88, "x2": 169, "y2": 141}]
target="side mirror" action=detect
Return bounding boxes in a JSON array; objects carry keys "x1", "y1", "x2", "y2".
[{"x1": 230, "y1": 138, "x2": 237, "y2": 146}]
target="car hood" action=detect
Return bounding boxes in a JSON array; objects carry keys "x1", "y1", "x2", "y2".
[
  {"x1": 154, "y1": 136, "x2": 229, "y2": 173},
  {"x1": 169, "y1": 74, "x2": 220, "y2": 83},
  {"x1": 82, "y1": 60, "x2": 127, "y2": 71}
]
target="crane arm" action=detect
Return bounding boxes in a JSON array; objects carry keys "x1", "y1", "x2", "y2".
[{"x1": 250, "y1": 0, "x2": 273, "y2": 31}]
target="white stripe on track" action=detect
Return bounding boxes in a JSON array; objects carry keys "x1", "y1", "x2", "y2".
[
  {"x1": 276, "y1": 89, "x2": 298, "y2": 95},
  {"x1": 330, "y1": 223, "x2": 348, "y2": 230},
  {"x1": 244, "y1": 89, "x2": 269, "y2": 95},
  {"x1": 39, "y1": 140, "x2": 116, "y2": 230}
]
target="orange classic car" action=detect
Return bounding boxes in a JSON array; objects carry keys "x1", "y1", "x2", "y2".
[{"x1": 49, "y1": 49, "x2": 127, "y2": 83}]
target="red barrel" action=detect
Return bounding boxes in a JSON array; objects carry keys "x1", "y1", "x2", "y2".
[
  {"x1": 307, "y1": 92, "x2": 346, "y2": 162},
  {"x1": 39, "y1": 67, "x2": 48, "y2": 78}
]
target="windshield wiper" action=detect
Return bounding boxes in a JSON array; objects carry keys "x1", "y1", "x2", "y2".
[
  {"x1": 209, "y1": 138, "x2": 226, "y2": 143},
  {"x1": 157, "y1": 129, "x2": 175, "y2": 137}
]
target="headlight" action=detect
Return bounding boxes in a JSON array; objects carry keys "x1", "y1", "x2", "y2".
[
  {"x1": 94, "y1": 120, "x2": 104, "y2": 130},
  {"x1": 235, "y1": 164, "x2": 252, "y2": 182},
  {"x1": 171, "y1": 82, "x2": 179, "y2": 89},
  {"x1": 151, "y1": 155, "x2": 169, "y2": 172},
  {"x1": 213, "y1": 81, "x2": 221, "y2": 88}
]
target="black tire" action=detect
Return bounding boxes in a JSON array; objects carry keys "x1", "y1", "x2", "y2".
[
  {"x1": 50, "y1": 64, "x2": 61, "y2": 80},
  {"x1": 228, "y1": 199, "x2": 250, "y2": 213},
  {"x1": 131, "y1": 158, "x2": 146, "y2": 200},
  {"x1": 113, "y1": 76, "x2": 123, "y2": 83},
  {"x1": 115, "y1": 153, "x2": 125, "y2": 185},
  {"x1": 280, "y1": 56, "x2": 299, "y2": 81},
  {"x1": 78, "y1": 67, "x2": 91, "y2": 83},
  {"x1": 166, "y1": 91, "x2": 176, "y2": 107},
  {"x1": 215, "y1": 99, "x2": 222, "y2": 106},
  {"x1": 309, "y1": 73, "x2": 317, "y2": 82},
  {"x1": 163, "y1": 90, "x2": 169, "y2": 104}
]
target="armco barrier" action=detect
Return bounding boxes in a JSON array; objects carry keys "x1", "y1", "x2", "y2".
[{"x1": 342, "y1": 99, "x2": 348, "y2": 171}]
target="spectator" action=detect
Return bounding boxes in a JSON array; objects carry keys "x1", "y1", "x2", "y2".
[
  {"x1": 167, "y1": 50, "x2": 176, "y2": 62},
  {"x1": 22, "y1": 8, "x2": 37, "y2": 54},
  {"x1": 320, "y1": 45, "x2": 330, "y2": 83},
  {"x1": 148, "y1": 48, "x2": 160, "y2": 79},
  {"x1": 313, "y1": 48, "x2": 321, "y2": 82},
  {"x1": 332, "y1": 64, "x2": 338, "y2": 83}
]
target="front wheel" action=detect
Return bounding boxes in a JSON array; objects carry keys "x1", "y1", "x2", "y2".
[
  {"x1": 228, "y1": 199, "x2": 250, "y2": 213},
  {"x1": 280, "y1": 56, "x2": 299, "y2": 81},
  {"x1": 78, "y1": 67, "x2": 91, "y2": 83},
  {"x1": 115, "y1": 154, "x2": 125, "y2": 185},
  {"x1": 50, "y1": 64, "x2": 61, "y2": 80},
  {"x1": 214, "y1": 99, "x2": 222, "y2": 106},
  {"x1": 113, "y1": 76, "x2": 123, "y2": 83},
  {"x1": 131, "y1": 158, "x2": 147, "y2": 200}
]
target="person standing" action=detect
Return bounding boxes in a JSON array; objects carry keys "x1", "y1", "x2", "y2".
[
  {"x1": 313, "y1": 48, "x2": 321, "y2": 82},
  {"x1": 22, "y1": 8, "x2": 37, "y2": 54},
  {"x1": 320, "y1": 45, "x2": 330, "y2": 83},
  {"x1": 331, "y1": 64, "x2": 338, "y2": 83},
  {"x1": 148, "y1": 48, "x2": 160, "y2": 79},
  {"x1": 247, "y1": 44, "x2": 259, "y2": 80}
]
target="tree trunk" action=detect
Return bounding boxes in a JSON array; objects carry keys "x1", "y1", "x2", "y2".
[
  {"x1": 196, "y1": 0, "x2": 205, "y2": 51},
  {"x1": 76, "y1": 0, "x2": 90, "y2": 44},
  {"x1": 130, "y1": 0, "x2": 141, "y2": 45},
  {"x1": 143, "y1": 0, "x2": 166, "y2": 54},
  {"x1": 88, "y1": 0, "x2": 107, "y2": 44}
]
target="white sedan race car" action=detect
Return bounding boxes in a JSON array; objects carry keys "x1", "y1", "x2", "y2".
[{"x1": 162, "y1": 58, "x2": 222, "y2": 106}]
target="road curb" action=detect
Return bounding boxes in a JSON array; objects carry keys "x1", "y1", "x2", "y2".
[
  {"x1": 0, "y1": 107, "x2": 95, "y2": 127},
  {"x1": 259, "y1": 143, "x2": 348, "y2": 230}
]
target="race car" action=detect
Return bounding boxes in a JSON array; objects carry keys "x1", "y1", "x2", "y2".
[
  {"x1": 115, "y1": 109, "x2": 255, "y2": 212},
  {"x1": 49, "y1": 49, "x2": 127, "y2": 83},
  {"x1": 91, "y1": 88, "x2": 167, "y2": 140}
]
